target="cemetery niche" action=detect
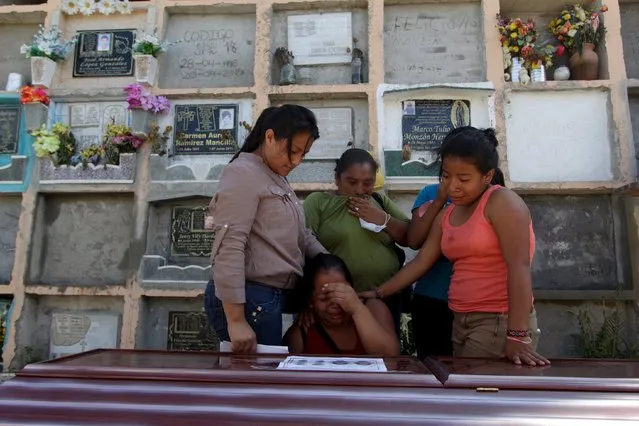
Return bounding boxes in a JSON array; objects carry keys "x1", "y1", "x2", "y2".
[
  {"x1": 37, "y1": 103, "x2": 137, "y2": 183},
  {"x1": 385, "y1": 98, "x2": 471, "y2": 178},
  {"x1": 73, "y1": 30, "x2": 135, "y2": 78},
  {"x1": 287, "y1": 103, "x2": 363, "y2": 184},
  {"x1": 173, "y1": 104, "x2": 239, "y2": 155},
  {"x1": 148, "y1": 100, "x2": 250, "y2": 197},
  {"x1": 49, "y1": 312, "x2": 120, "y2": 359},
  {"x1": 0, "y1": 100, "x2": 29, "y2": 187},
  {"x1": 166, "y1": 311, "x2": 218, "y2": 352},
  {"x1": 270, "y1": 9, "x2": 368, "y2": 85},
  {"x1": 140, "y1": 200, "x2": 215, "y2": 290}
]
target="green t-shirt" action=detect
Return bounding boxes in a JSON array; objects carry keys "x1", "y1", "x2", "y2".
[{"x1": 303, "y1": 192, "x2": 409, "y2": 293}]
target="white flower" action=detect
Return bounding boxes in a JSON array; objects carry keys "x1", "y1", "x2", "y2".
[
  {"x1": 116, "y1": 0, "x2": 132, "y2": 14},
  {"x1": 20, "y1": 44, "x2": 29, "y2": 54},
  {"x1": 61, "y1": 0, "x2": 79, "y2": 15},
  {"x1": 98, "y1": 0, "x2": 116, "y2": 15},
  {"x1": 78, "y1": 0, "x2": 95, "y2": 16}
]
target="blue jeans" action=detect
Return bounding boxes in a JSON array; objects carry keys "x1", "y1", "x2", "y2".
[{"x1": 204, "y1": 280, "x2": 285, "y2": 346}]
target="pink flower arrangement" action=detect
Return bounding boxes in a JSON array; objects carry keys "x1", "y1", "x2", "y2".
[{"x1": 124, "y1": 83, "x2": 171, "y2": 114}]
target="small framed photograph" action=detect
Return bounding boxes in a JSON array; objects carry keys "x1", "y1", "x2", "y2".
[
  {"x1": 96, "y1": 33, "x2": 112, "y2": 52},
  {"x1": 403, "y1": 101, "x2": 416, "y2": 116},
  {"x1": 219, "y1": 108, "x2": 235, "y2": 130}
]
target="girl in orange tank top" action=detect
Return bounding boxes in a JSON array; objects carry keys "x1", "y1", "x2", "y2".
[{"x1": 362, "y1": 127, "x2": 549, "y2": 367}]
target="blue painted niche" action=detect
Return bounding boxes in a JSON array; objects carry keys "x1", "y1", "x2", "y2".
[{"x1": 0, "y1": 93, "x2": 35, "y2": 193}]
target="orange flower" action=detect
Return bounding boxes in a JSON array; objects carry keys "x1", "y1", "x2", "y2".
[{"x1": 600, "y1": 5, "x2": 608, "y2": 12}]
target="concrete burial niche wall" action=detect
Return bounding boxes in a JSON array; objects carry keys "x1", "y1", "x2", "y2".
[
  {"x1": 383, "y1": 2, "x2": 484, "y2": 85},
  {"x1": 55, "y1": 12, "x2": 148, "y2": 90},
  {"x1": 270, "y1": 7, "x2": 368, "y2": 85},
  {"x1": 0, "y1": 22, "x2": 41, "y2": 89},
  {"x1": 630, "y1": 95, "x2": 639, "y2": 175},
  {"x1": 523, "y1": 195, "x2": 627, "y2": 291},
  {"x1": 505, "y1": 89, "x2": 614, "y2": 183},
  {"x1": 17, "y1": 296, "x2": 124, "y2": 362},
  {"x1": 287, "y1": 98, "x2": 368, "y2": 183},
  {"x1": 140, "y1": 197, "x2": 212, "y2": 290},
  {"x1": 161, "y1": 10, "x2": 256, "y2": 88},
  {"x1": 27, "y1": 194, "x2": 135, "y2": 286},
  {"x1": 378, "y1": 84, "x2": 494, "y2": 178},
  {"x1": 535, "y1": 300, "x2": 638, "y2": 358},
  {"x1": 0, "y1": 196, "x2": 21, "y2": 284},
  {"x1": 139, "y1": 297, "x2": 216, "y2": 351},
  {"x1": 621, "y1": 1, "x2": 639, "y2": 79}
]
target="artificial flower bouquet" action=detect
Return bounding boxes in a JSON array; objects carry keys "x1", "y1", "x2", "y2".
[
  {"x1": 19, "y1": 86, "x2": 49, "y2": 105},
  {"x1": 20, "y1": 25, "x2": 76, "y2": 62},
  {"x1": 132, "y1": 28, "x2": 181, "y2": 58},
  {"x1": 32, "y1": 123, "x2": 76, "y2": 167},
  {"x1": 497, "y1": 15, "x2": 537, "y2": 68},
  {"x1": 549, "y1": 4, "x2": 608, "y2": 52},
  {"x1": 62, "y1": 0, "x2": 133, "y2": 16},
  {"x1": 124, "y1": 83, "x2": 171, "y2": 113}
]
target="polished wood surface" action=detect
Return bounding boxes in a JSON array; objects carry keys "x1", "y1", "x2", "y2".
[{"x1": 0, "y1": 350, "x2": 637, "y2": 425}]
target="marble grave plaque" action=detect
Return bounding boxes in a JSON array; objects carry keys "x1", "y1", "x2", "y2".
[
  {"x1": 0, "y1": 105, "x2": 20, "y2": 154},
  {"x1": 402, "y1": 99, "x2": 470, "y2": 152},
  {"x1": 170, "y1": 206, "x2": 215, "y2": 257},
  {"x1": 73, "y1": 30, "x2": 135, "y2": 77},
  {"x1": 307, "y1": 107, "x2": 353, "y2": 159},
  {"x1": 287, "y1": 12, "x2": 353, "y2": 65},
  {"x1": 173, "y1": 104, "x2": 238, "y2": 154},
  {"x1": 166, "y1": 311, "x2": 219, "y2": 352},
  {"x1": 49, "y1": 312, "x2": 119, "y2": 359}
]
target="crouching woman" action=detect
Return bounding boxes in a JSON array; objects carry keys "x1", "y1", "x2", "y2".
[{"x1": 286, "y1": 253, "x2": 399, "y2": 356}]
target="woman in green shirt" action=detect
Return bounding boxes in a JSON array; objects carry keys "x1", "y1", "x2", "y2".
[{"x1": 303, "y1": 149, "x2": 409, "y2": 333}]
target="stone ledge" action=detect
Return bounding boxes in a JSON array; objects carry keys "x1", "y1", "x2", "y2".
[
  {"x1": 139, "y1": 255, "x2": 210, "y2": 291},
  {"x1": 38, "y1": 154, "x2": 136, "y2": 184}
]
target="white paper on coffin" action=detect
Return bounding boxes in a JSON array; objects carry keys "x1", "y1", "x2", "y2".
[{"x1": 277, "y1": 356, "x2": 387, "y2": 372}]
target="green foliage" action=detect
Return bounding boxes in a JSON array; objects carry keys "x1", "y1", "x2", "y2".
[
  {"x1": 399, "y1": 314, "x2": 416, "y2": 356},
  {"x1": 572, "y1": 300, "x2": 639, "y2": 359}
]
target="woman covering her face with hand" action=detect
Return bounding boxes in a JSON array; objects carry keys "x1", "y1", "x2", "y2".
[
  {"x1": 362, "y1": 127, "x2": 549, "y2": 367},
  {"x1": 303, "y1": 148, "x2": 410, "y2": 333},
  {"x1": 205, "y1": 105, "x2": 327, "y2": 353},
  {"x1": 285, "y1": 253, "x2": 399, "y2": 356}
]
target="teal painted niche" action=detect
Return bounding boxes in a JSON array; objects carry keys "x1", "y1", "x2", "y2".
[{"x1": 0, "y1": 93, "x2": 36, "y2": 193}]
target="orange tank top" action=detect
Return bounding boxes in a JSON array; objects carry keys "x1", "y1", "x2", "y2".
[{"x1": 441, "y1": 185, "x2": 535, "y2": 314}]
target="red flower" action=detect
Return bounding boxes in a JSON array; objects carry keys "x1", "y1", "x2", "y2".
[
  {"x1": 19, "y1": 85, "x2": 50, "y2": 105},
  {"x1": 556, "y1": 45, "x2": 566, "y2": 57}
]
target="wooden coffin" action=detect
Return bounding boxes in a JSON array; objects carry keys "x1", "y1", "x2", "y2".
[{"x1": 0, "y1": 349, "x2": 638, "y2": 425}]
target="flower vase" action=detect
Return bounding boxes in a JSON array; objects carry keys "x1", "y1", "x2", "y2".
[
  {"x1": 130, "y1": 109, "x2": 151, "y2": 133},
  {"x1": 531, "y1": 65, "x2": 546, "y2": 82},
  {"x1": 31, "y1": 57, "x2": 57, "y2": 88},
  {"x1": 553, "y1": 65, "x2": 570, "y2": 81},
  {"x1": 134, "y1": 55, "x2": 158, "y2": 87},
  {"x1": 510, "y1": 57, "x2": 524, "y2": 83},
  {"x1": 23, "y1": 102, "x2": 49, "y2": 131},
  {"x1": 569, "y1": 43, "x2": 599, "y2": 80},
  {"x1": 279, "y1": 63, "x2": 297, "y2": 85}
]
